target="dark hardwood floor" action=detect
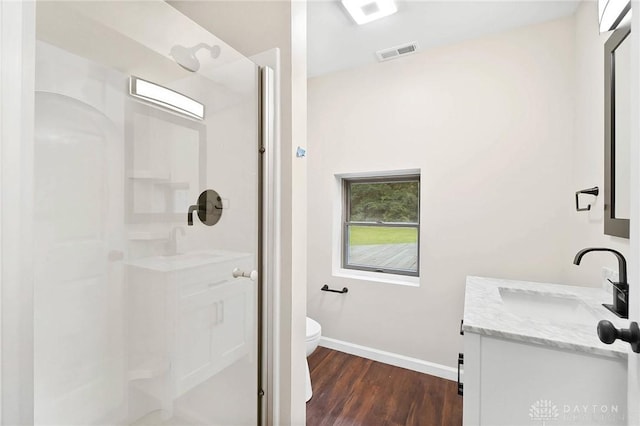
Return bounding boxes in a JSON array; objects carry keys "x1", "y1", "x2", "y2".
[{"x1": 306, "y1": 347, "x2": 463, "y2": 426}]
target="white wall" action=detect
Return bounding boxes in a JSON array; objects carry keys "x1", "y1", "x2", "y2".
[
  {"x1": 569, "y1": 1, "x2": 630, "y2": 285},
  {"x1": 307, "y1": 13, "x2": 627, "y2": 370}
]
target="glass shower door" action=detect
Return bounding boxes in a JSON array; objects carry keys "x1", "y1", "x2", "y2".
[{"x1": 33, "y1": 2, "x2": 260, "y2": 425}]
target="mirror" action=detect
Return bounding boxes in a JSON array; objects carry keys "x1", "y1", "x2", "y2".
[
  {"x1": 126, "y1": 99, "x2": 206, "y2": 223},
  {"x1": 604, "y1": 27, "x2": 630, "y2": 238}
]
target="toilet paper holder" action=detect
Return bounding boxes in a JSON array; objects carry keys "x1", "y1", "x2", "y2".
[
  {"x1": 575, "y1": 186, "x2": 599, "y2": 211},
  {"x1": 321, "y1": 284, "x2": 348, "y2": 294}
]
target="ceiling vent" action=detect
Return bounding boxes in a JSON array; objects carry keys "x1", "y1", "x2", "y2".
[{"x1": 376, "y1": 41, "x2": 419, "y2": 62}]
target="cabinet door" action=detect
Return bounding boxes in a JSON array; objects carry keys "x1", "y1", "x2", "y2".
[
  {"x1": 175, "y1": 288, "x2": 219, "y2": 395},
  {"x1": 463, "y1": 333, "x2": 481, "y2": 426},
  {"x1": 477, "y1": 336, "x2": 626, "y2": 426},
  {"x1": 211, "y1": 280, "x2": 254, "y2": 371},
  {"x1": 175, "y1": 275, "x2": 254, "y2": 396}
]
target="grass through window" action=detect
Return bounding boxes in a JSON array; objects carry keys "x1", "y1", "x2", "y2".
[{"x1": 349, "y1": 226, "x2": 418, "y2": 246}]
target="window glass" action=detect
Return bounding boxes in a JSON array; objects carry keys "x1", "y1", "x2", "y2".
[
  {"x1": 349, "y1": 181, "x2": 419, "y2": 222},
  {"x1": 343, "y1": 175, "x2": 420, "y2": 276}
]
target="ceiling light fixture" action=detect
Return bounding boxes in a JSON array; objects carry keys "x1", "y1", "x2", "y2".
[
  {"x1": 341, "y1": 0, "x2": 398, "y2": 25},
  {"x1": 598, "y1": 0, "x2": 631, "y2": 33}
]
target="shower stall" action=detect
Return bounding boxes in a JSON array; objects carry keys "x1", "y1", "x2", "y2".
[{"x1": 0, "y1": 1, "x2": 274, "y2": 424}]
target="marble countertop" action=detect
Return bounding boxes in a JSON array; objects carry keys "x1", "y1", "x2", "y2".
[{"x1": 463, "y1": 276, "x2": 629, "y2": 359}]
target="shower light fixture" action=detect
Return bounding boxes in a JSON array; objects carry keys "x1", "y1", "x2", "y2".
[
  {"x1": 341, "y1": 0, "x2": 397, "y2": 25},
  {"x1": 129, "y1": 76, "x2": 205, "y2": 120},
  {"x1": 598, "y1": 0, "x2": 631, "y2": 32}
]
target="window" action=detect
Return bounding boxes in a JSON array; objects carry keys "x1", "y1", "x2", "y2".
[{"x1": 342, "y1": 174, "x2": 420, "y2": 276}]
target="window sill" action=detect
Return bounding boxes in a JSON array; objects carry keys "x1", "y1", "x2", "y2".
[{"x1": 333, "y1": 268, "x2": 420, "y2": 287}]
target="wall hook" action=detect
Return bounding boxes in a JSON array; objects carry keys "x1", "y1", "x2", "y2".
[{"x1": 575, "y1": 186, "x2": 599, "y2": 212}]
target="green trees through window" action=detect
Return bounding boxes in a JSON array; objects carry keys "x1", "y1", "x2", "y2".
[{"x1": 349, "y1": 181, "x2": 419, "y2": 223}]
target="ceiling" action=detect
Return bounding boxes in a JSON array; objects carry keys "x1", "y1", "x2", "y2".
[{"x1": 308, "y1": 0, "x2": 581, "y2": 77}]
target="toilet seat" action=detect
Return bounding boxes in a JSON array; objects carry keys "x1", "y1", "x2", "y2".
[
  {"x1": 305, "y1": 317, "x2": 322, "y2": 402},
  {"x1": 306, "y1": 317, "x2": 321, "y2": 342}
]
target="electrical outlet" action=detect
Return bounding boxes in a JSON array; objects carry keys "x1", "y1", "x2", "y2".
[{"x1": 602, "y1": 267, "x2": 618, "y2": 294}]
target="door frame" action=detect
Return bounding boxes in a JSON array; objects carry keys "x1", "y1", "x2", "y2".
[
  {"x1": 628, "y1": 2, "x2": 640, "y2": 424},
  {"x1": 254, "y1": 49, "x2": 281, "y2": 426}
]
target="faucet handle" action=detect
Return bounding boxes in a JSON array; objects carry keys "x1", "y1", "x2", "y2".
[{"x1": 607, "y1": 279, "x2": 629, "y2": 292}]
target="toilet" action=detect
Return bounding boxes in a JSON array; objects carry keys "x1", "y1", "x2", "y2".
[{"x1": 305, "y1": 317, "x2": 322, "y2": 402}]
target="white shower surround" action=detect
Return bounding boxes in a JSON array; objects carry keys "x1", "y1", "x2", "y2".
[{"x1": 0, "y1": 1, "x2": 298, "y2": 424}]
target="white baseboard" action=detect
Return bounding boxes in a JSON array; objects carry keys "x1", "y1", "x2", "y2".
[{"x1": 319, "y1": 337, "x2": 457, "y2": 382}]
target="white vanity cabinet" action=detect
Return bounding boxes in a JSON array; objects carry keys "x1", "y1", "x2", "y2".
[
  {"x1": 462, "y1": 332, "x2": 627, "y2": 426},
  {"x1": 175, "y1": 267, "x2": 254, "y2": 396},
  {"x1": 126, "y1": 251, "x2": 255, "y2": 407},
  {"x1": 462, "y1": 276, "x2": 629, "y2": 426}
]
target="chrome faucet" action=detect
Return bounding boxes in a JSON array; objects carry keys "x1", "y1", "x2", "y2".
[
  {"x1": 573, "y1": 247, "x2": 628, "y2": 319},
  {"x1": 166, "y1": 227, "x2": 186, "y2": 256}
]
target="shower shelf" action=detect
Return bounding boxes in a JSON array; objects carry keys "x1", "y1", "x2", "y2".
[
  {"x1": 128, "y1": 172, "x2": 189, "y2": 189},
  {"x1": 128, "y1": 357, "x2": 170, "y2": 381},
  {"x1": 159, "y1": 181, "x2": 189, "y2": 189},
  {"x1": 128, "y1": 170, "x2": 171, "y2": 181},
  {"x1": 127, "y1": 231, "x2": 168, "y2": 241}
]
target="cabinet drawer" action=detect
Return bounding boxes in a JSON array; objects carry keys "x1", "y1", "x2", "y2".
[
  {"x1": 180, "y1": 275, "x2": 232, "y2": 299},
  {"x1": 177, "y1": 259, "x2": 251, "y2": 298}
]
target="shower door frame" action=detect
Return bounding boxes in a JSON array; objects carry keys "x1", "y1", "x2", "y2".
[
  {"x1": 258, "y1": 64, "x2": 278, "y2": 426},
  {"x1": 0, "y1": 2, "x2": 280, "y2": 425}
]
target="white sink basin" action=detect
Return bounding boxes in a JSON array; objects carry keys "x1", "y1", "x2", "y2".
[
  {"x1": 127, "y1": 250, "x2": 252, "y2": 272},
  {"x1": 160, "y1": 252, "x2": 224, "y2": 262},
  {"x1": 498, "y1": 287, "x2": 599, "y2": 325}
]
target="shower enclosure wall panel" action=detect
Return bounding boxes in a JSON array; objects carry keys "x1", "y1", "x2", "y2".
[{"x1": 34, "y1": 41, "x2": 127, "y2": 425}]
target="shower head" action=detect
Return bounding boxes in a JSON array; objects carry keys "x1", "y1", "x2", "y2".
[{"x1": 170, "y1": 43, "x2": 221, "y2": 73}]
